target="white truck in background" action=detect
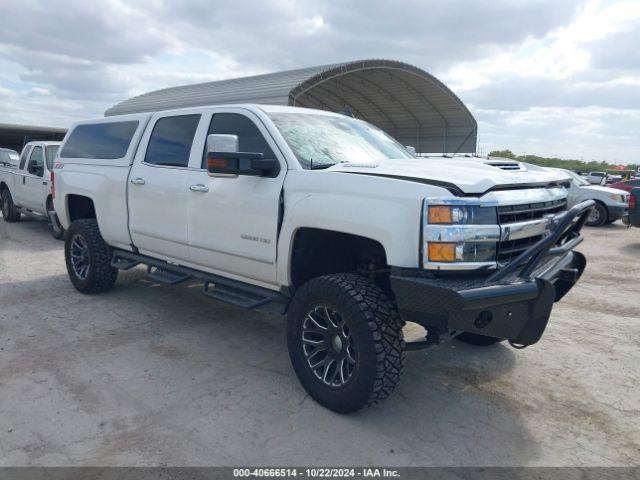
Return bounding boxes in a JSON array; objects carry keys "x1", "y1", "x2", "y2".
[
  {"x1": 53, "y1": 105, "x2": 594, "y2": 413},
  {"x1": 0, "y1": 148, "x2": 20, "y2": 167},
  {"x1": 586, "y1": 171, "x2": 607, "y2": 185},
  {"x1": 0, "y1": 141, "x2": 65, "y2": 238}
]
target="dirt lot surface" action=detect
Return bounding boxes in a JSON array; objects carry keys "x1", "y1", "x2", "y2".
[{"x1": 1, "y1": 215, "x2": 639, "y2": 466}]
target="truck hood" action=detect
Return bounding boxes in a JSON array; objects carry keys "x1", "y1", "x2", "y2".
[
  {"x1": 328, "y1": 157, "x2": 570, "y2": 194},
  {"x1": 583, "y1": 185, "x2": 628, "y2": 196}
]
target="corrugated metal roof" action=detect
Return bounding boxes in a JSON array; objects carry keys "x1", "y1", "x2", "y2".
[
  {"x1": 0, "y1": 123, "x2": 67, "y2": 133},
  {"x1": 105, "y1": 59, "x2": 477, "y2": 153}
]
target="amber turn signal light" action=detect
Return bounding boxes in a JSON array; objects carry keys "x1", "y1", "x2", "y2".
[
  {"x1": 428, "y1": 206, "x2": 453, "y2": 224},
  {"x1": 208, "y1": 157, "x2": 229, "y2": 169},
  {"x1": 428, "y1": 242, "x2": 456, "y2": 262}
]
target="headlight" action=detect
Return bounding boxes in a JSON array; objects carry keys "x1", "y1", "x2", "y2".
[
  {"x1": 422, "y1": 199, "x2": 499, "y2": 269},
  {"x1": 608, "y1": 193, "x2": 625, "y2": 203},
  {"x1": 427, "y1": 205, "x2": 497, "y2": 225}
]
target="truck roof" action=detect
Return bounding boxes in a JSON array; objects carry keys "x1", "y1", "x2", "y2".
[
  {"x1": 23, "y1": 140, "x2": 63, "y2": 147},
  {"x1": 91, "y1": 104, "x2": 342, "y2": 124}
]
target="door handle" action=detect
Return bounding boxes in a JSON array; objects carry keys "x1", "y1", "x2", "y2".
[
  {"x1": 190, "y1": 184, "x2": 209, "y2": 193},
  {"x1": 130, "y1": 178, "x2": 146, "y2": 185}
]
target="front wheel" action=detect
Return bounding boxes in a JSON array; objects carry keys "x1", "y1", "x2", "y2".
[
  {"x1": 1, "y1": 189, "x2": 21, "y2": 222},
  {"x1": 586, "y1": 202, "x2": 607, "y2": 227},
  {"x1": 287, "y1": 273, "x2": 405, "y2": 413},
  {"x1": 65, "y1": 219, "x2": 118, "y2": 294}
]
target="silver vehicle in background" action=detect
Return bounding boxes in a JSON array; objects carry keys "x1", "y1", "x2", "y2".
[{"x1": 557, "y1": 169, "x2": 628, "y2": 226}]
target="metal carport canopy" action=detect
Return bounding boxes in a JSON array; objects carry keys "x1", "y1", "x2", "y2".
[{"x1": 105, "y1": 59, "x2": 477, "y2": 154}]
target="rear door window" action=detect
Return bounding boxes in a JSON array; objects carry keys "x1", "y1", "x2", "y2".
[
  {"x1": 60, "y1": 121, "x2": 139, "y2": 159},
  {"x1": 144, "y1": 115, "x2": 201, "y2": 168}
]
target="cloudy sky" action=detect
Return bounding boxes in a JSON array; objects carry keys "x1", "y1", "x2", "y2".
[{"x1": 0, "y1": 0, "x2": 638, "y2": 162}]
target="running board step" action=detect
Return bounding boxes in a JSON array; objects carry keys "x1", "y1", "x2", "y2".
[
  {"x1": 146, "y1": 265, "x2": 192, "y2": 285},
  {"x1": 109, "y1": 248, "x2": 288, "y2": 313},
  {"x1": 203, "y1": 281, "x2": 278, "y2": 309},
  {"x1": 110, "y1": 256, "x2": 140, "y2": 270}
]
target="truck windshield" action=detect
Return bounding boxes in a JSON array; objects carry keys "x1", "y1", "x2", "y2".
[
  {"x1": 45, "y1": 145, "x2": 59, "y2": 170},
  {"x1": 267, "y1": 112, "x2": 414, "y2": 169}
]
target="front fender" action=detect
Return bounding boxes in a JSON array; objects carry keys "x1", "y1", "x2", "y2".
[{"x1": 276, "y1": 170, "x2": 452, "y2": 286}]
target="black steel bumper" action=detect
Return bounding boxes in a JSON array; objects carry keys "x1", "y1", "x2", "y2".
[{"x1": 390, "y1": 200, "x2": 594, "y2": 347}]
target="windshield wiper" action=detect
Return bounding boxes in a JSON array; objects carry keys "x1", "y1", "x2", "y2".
[{"x1": 308, "y1": 161, "x2": 336, "y2": 170}]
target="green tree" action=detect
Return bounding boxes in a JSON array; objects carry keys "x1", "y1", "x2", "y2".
[{"x1": 489, "y1": 149, "x2": 516, "y2": 159}]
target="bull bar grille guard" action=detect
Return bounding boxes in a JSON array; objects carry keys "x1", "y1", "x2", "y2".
[{"x1": 485, "y1": 199, "x2": 594, "y2": 285}]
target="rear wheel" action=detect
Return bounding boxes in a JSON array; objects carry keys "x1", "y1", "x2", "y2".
[
  {"x1": 65, "y1": 219, "x2": 118, "y2": 293},
  {"x1": 1, "y1": 189, "x2": 21, "y2": 222},
  {"x1": 455, "y1": 332, "x2": 503, "y2": 346},
  {"x1": 287, "y1": 273, "x2": 404, "y2": 413},
  {"x1": 586, "y1": 202, "x2": 607, "y2": 227}
]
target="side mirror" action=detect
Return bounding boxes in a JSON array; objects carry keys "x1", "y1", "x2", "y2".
[
  {"x1": 405, "y1": 145, "x2": 416, "y2": 156},
  {"x1": 29, "y1": 163, "x2": 43, "y2": 176},
  {"x1": 206, "y1": 134, "x2": 279, "y2": 177}
]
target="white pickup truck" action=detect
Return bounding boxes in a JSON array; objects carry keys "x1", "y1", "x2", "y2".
[
  {"x1": 0, "y1": 141, "x2": 65, "y2": 238},
  {"x1": 53, "y1": 105, "x2": 594, "y2": 413},
  {"x1": 0, "y1": 148, "x2": 19, "y2": 167}
]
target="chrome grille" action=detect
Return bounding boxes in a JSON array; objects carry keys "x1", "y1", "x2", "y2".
[
  {"x1": 497, "y1": 198, "x2": 567, "y2": 265},
  {"x1": 498, "y1": 199, "x2": 567, "y2": 224},
  {"x1": 497, "y1": 235, "x2": 543, "y2": 264}
]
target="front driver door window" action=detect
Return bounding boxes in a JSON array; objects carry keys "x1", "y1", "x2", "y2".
[
  {"x1": 20, "y1": 146, "x2": 46, "y2": 210},
  {"x1": 28, "y1": 146, "x2": 44, "y2": 177}
]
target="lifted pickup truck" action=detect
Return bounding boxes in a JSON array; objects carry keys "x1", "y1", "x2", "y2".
[
  {"x1": 53, "y1": 105, "x2": 593, "y2": 413},
  {"x1": 0, "y1": 141, "x2": 65, "y2": 238}
]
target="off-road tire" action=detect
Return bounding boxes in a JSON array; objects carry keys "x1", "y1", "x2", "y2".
[
  {"x1": 287, "y1": 273, "x2": 404, "y2": 413},
  {"x1": 586, "y1": 202, "x2": 607, "y2": 227},
  {"x1": 47, "y1": 204, "x2": 65, "y2": 240},
  {"x1": 65, "y1": 219, "x2": 118, "y2": 294},
  {"x1": 1, "y1": 189, "x2": 21, "y2": 222},
  {"x1": 456, "y1": 332, "x2": 503, "y2": 346}
]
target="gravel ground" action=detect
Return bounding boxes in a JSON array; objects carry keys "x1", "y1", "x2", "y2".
[{"x1": 0, "y1": 214, "x2": 638, "y2": 466}]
